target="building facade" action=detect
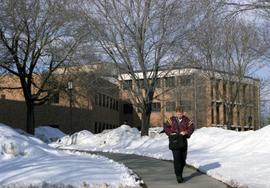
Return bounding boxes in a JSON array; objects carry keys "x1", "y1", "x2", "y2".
[
  {"x1": 0, "y1": 65, "x2": 260, "y2": 133},
  {"x1": 120, "y1": 67, "x2": 260, "y2": 131}
]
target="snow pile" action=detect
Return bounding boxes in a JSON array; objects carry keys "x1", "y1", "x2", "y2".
[
  {"x1": 53, "y1": 124, "x2": 270, "y2": 188},
  {"x1": 188, "y1": 126, "x2": 270, "y2": 188},
  {"x1": 35, "y1": 126, "x2": 66, "y2": 143},
  {"x1": 52, "y1": 125, "x2": 171, "y2": 159},
  {"x1": 0, "y1": 123, "x2": 140, "y2": 188}
]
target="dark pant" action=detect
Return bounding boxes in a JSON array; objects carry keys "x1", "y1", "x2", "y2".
[{"x1": 172, "y1": 145, "x2": 187, "y2": 178}]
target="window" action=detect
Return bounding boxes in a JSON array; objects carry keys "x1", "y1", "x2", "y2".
[
  {"x1": 165, "y1": 77, "x2": 175, "y2": 87},
  {"x1": 211, "y1": 102, "x2": 214, "y2": 124},
  {"x1": 98, "y1": 93, "x2": 102, "y2": 106},
  {"x1": 123, "y1": 80, "x2": 132, "y2": 90},
  {"x1": 106, "y1": 96, "x2": 109, "y2": 108},
  {"x1": 123, "y1": 103, "x2": 133, "y2": 114},
  {"x1": 102, "y1": 94, "x2": 106, "y2": 107},
  {"x1": 165, "y1": 101, "x2": 176, "y2": 112},
  {"x1": 52, "y1": 91, "x2": 59, "y2": 104},
  {"x1": 95, "y1": 93, "x2": 98, "y2": 105},
  {"x1": 94, "y1": 122, "x2": 98, "y2": 133},
  {"x1": 1, "y1": 94, "x2": 6, "y2": 99},
  {"x1": 48, "y1": 91, "x2": 59, "y2": 104},
  {"x1": 216, "y1": 103, "x2": 220, "y2": 124},
  {"x1": 116, "y1": 100, "x2": 119, "y2": 111},
  {"x1": 179, "y1": 100, "x2": 191, "y2": 111},
  {"x1": 152, "y1": 102, "x2": 161, "y2": 112},
  {"x1": 136, "y1": 79, "x2": 144, "y2": 89},
  {"x1": 224, "y1": 104, "x2": 227, "y2": 125},
  {"x1": 151, "y1": 78, "x2": 161, "y2": 88},
  {"x1": 112, "y1": 99, "x2": 116, "y2": 110},
  {"x1": 180, "y1": 75, "x2": 193, "y2": 86},
  {"x1": 110, "y1": 98, "x2": 113, "y2": 109}
]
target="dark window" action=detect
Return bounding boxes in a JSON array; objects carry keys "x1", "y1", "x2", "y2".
[
  {"x1": 123, "y1": 103, "x2": 133, "y2": 114},
  {"x1": 106, "y1": 96, "x2": 109, "y2": 108},
  {"x1": 95, "y1": 93, "x2": 98, "y2": 105},
  {"x1": 1, "y1": 94, "x2": 6, "y2": 99},
  {"x1": 94, "y1": 122, "x2": 98, "y2": 133},
  {"x1": 165, "y1": 101, "x2": 176, "y2": 112},
  {"x1": 180, "y1": 100, "x2": 191, "y2": 111},
  {"x1": 116, "y1": 100, "x2": 119, "y2": 111},
  {"x1": 112, "y1": 99, "x2": 116, "y2": 110},
  {"x1": 152, "y1": 102, "x2": 161, "y2": 112},
  {"x1": 136, "y1": 79, "x2": 144, "y2": 89},
  {"x1": 52, "y1": 91, "x2": 59, "y2": 104},
  {"x1": 102, "y1": 94, "x2": 106, "y2": 107},
  {"x1": 216, "y1": 103, "x2": 220, "y2": 124},
  {"x1": 211, "y1": 102, "x2": 214, "y2": 124},
  {"x1": 123, "y1": 80, "x2": 132, "y2": 90},
  {"x1": 237, "y1": 110, "x2": 240, "y2": 126},
  {"x1": 165, "y1": 77, "x2": 175, "y2": 87},
  {"x1": 98, "y1": 93, "x2": 102, "y2": 106},
  {"x1": 224, "y1": 104, "x2": 227, "y2": 125},
  {"x1": 98, "y1": 122, "x2": 102, "y2": 133},
  {"x1": 110, "y1": 98, "x2": 113, "y2": 109},
  {"x1": 151, "y1": 78, "x2": 160, "y2": 88},
  {"x1": 180, "y1": 75, "x2": 193, "y2": 86},
  {"x1": 156, "y1": 78, "x2": 161, "y2": 88}
]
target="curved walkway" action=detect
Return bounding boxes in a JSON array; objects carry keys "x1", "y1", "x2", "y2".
[{"x1": 65, "y1": 150, "x2": 230, "y2": 188}]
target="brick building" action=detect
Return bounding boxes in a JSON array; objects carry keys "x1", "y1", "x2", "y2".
[
  {"x1": 120, "y1": 67, "x2": 260, "y2": 131},
  {"x1": 0, "y1": 65, "x2": 260, "y2": 133},
  {"x1": 0, "y1": 64, "x2": 123, "y2": 134}
]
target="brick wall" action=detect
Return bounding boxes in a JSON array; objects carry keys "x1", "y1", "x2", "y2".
[{"x1": 0, "y1": 99, "x2": 120, "y2": 134}]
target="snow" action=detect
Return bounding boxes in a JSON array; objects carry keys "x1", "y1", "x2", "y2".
[
  {"x1": 35, "y1": 126, "x2": 66, "y2": 143},
  {"x1": 0, "y1": 123, "x2": 140, "y2": 188},
  {"x1": 1, "y1": 121, "x2": 270, "y2": 188},
  {"x1": 52, "y1": 124, "x2": 270, "y2": 188}
]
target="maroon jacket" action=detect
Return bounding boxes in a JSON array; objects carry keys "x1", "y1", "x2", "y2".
[{"x1": 163, "y1": 115, "x2": 195, "y2": 138}]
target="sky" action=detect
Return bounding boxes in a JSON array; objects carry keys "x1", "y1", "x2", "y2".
[{"x1": 1, "y1": 123, "x2": 269, "y2": 188}]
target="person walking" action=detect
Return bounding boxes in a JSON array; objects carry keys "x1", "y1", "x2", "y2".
[{"x1": 163, "y1": 106, "x2": 195, "y2": 183}]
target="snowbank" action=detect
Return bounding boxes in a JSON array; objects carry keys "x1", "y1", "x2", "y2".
[
  {"x1": 53, "y1": 124, "x2": 270, "y2": 188},
  {"x1": 35, "y1": 126, "x2": 66, "y2": 143},
  {"x1": 0, "y1": 123, "x2": 140, "y2": 188}
]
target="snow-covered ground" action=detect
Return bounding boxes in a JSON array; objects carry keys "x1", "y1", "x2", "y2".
[
  {"x1": 0, "y1": 123, "x2": 140, "y2": 188},
  {"x1": 52, "y1": 125, "x2": 270, "y2": 188},
  {"x1": 1, "y1": 122, "x2": 270, "y2": 188}
]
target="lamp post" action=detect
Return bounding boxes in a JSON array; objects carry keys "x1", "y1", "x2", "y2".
[{"x1": 68, "y1": 81, "x2": 73, "y2": 132}]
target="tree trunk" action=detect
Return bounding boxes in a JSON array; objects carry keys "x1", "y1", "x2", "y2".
[
  {"x1": 26, "y1": 101, "x2": 35, "y2": 135},
  {"x1": 141, "y1": 103, "x2": 152, "y2": 136}
]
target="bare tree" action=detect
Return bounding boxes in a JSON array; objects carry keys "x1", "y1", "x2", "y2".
[
  {"x1": 223, "y1": 0, "x2": 270, "y2": 128},
  {"x1": 0, "y1": 0, "x2": 86, "y2": 134},
  {"x1": 80, "y1": 0, "x2": 199, "y2": 136},
  {"x1": 189, "y1": 1, "x2": 263, "y2": 129}
]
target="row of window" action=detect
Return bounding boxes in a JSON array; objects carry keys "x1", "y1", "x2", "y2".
[
  {"x1": 94, "y1": 122, "x2": 118, "y2": 134},
  {"x1": 122, "y1": 75, "x2": 193, "y2": 90},
  {"x1": 211, "y1": 102, "x2": 253, "y2": 126},
  {"x1": 211, "y1": 80, "x2": 257, "y2": 103},
  {"x1": 152, "y1": 101, "x2": 192, "y2": 112},
  {"x1": 94, "y1": 93, "x2": 119, "y2": 111},
  {"x1": 123, "y1": 101, "x2": 191, "y2": 114}
]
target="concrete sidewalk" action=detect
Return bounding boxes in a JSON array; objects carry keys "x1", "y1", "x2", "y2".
[{"x1": 93, "y1": 152, "x2": 230, "y2": 188}]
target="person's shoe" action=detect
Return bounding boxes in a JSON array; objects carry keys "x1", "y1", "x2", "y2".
[{"x1": 176, "y1": 176, "x2": 184, "y2": 183}]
